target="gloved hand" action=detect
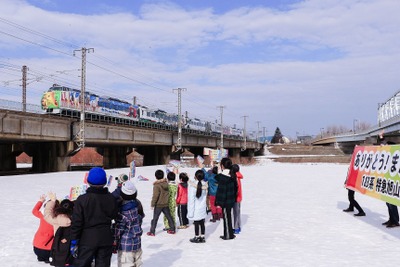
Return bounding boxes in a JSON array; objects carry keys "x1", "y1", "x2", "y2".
[{"x1": 70, "y1": 239, "x2": 79, "y2": 258}]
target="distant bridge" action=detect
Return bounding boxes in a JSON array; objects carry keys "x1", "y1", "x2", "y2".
[{"x1": 312, "y1": 90, "x2": 400, "y2": 152}]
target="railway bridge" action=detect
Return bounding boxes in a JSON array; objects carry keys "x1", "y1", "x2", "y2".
[{"x1": 0, "y1": 108, "x2": 261, "y2": 173}]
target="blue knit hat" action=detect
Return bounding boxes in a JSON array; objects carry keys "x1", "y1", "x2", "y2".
[{"x1": 87, "y1": 167, "x2": 107, "y2": 186}]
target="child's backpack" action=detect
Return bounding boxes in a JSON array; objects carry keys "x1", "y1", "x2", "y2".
[{"x1": 49, "y1": 226, "x2": 72, "y2": 266}]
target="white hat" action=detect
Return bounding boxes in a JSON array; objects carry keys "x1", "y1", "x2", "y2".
[{"x1": 121, "y1": 180, "x2": 137, "y2": 196}]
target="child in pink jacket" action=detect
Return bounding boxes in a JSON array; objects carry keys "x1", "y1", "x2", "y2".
[{"x1": 176, "y1": 173, "x2": 189, "y2": 229}]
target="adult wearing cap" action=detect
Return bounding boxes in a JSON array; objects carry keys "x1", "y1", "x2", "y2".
[{"x1": 70, "y1": 167, "x2": 118, "y2": 267}]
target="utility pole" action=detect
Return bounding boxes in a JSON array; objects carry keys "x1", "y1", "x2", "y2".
[
  {"x1": 353, "y1": 119, "x2": 358, "y2": 134},
  {"x1": 173, "y1": 88, "x2": 186, "y2": 151},
  {"x1": 263, "y1": 126, "x2": 266, "y2": 143},
  {"x1": 21, "y1": 65, "x2": 28, "y2": 112},
  {"x1": 256, "y1": 121, "x2": 261, "y2": 142},
  {"x1": 73, "y1": 47, "x2": 94, "y2": 149},
  {"x1": 242, "y1": 115, "x2": 248, "y2": 151},
  {"x1": 133, "y1": 96, "x2": 137, "y2": 106},
  {"x1": 217, "y1": 105, "x2": 226, "y2": 149},
  {"x1": 256, "y1": 121, "x2": 261, "y2": 150}
]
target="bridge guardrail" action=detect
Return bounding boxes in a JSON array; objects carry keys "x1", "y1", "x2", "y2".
[{"x1": 0, "y1": 99, "x2": 44, "y2": 114}]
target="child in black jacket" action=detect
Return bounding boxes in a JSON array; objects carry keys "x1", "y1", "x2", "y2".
[{"x1": 70, "y1": 167, "x2": 118, "y2": 267}]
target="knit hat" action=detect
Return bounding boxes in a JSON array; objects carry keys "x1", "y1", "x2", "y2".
[
  {"x1": 120, "y1": 181, "x2": 137, "y2": 200},
  {"x1": 116, "y1": 173, "x2": 129, "y2": 185},
  {"x1": 87, "y1": 167, "x2": 107, "y2": 186}
]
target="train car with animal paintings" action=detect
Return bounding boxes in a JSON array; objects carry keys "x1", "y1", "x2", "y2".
[
  {"x1": 41, "y1": 84, "x2": 140, "y2": 122},
  {"x1": 41, "y1": 84, "x2": 247, "y2": 140}
]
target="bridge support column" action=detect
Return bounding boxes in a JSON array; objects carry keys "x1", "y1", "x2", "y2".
[
  {"x1": 26, "y1": 142, "x2": 72, "y2": 172},
  {"x1": 255, "y1": 145, "x2": 265, "y2": 156},
  {"x1": 136, "y1": 146, "x2": 171, "y2": 166},
  {"x1": 240, "y1": 148, "x2": 255, "y2": 163},
  {"x1": 99, "y1": 146, "x2": 132, "y2": 169},
  {"x1": 247, "y1": 149, "x2": 255, "y2": 158},
  {"x1": 0, "y1": 144, "x2": 18, "y2": 171},
  {"x1": 170, "y1": 149, "x2": 182, "y2": 161},
  {"x1": 188, "y1": 147, "x2": 203, "y2": 158},
  {"x1": 230, "y1": 148, "x2": 241, "y2": 163}
]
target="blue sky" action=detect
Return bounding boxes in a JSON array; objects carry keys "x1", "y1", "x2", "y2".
[
  {"x1": 2, "y1": 0, "x2": 400, "y2": 138},
  {"x1": 27, "y1": 0, "x2": 301, "y2": 14}
]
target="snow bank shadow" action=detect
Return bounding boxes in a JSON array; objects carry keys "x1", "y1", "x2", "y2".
[
  {"x1": 337, "y1": 201, "x2": 400, "y2": 239},
  {"x1": 144, "y1": 248, "x2": 182, "y2": 266}
]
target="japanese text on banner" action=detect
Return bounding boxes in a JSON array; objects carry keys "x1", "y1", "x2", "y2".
[{"x1": 346, "y1": 145, "x2": 400, "y2": 206}]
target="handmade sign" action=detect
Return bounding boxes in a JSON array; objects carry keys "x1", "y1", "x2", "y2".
[{"x1": 345, "y1": 145, "x2": 400, "y2": 206}]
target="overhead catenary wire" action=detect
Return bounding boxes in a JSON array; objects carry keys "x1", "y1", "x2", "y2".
[{"x1": 0, "y1": 17, "x2": 257, "y2": 130}]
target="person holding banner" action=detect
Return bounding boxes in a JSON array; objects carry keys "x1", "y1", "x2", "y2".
[
  {"x1": 377, "y1": 132, "x2": 400, "y2": 228},
  {"x1": 343, "y1": 189, "x2": 365, "y2": 216}
]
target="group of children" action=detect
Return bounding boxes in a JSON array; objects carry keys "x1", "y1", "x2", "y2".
[
  {"x1": 32, "y1": 157, "x2": 244, "y2": 266},
  {"x1": 146, "y1": 157, "x2": 244, "y2": 242}
]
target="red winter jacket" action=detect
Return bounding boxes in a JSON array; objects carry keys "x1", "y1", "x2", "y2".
[
  {"x1": 32, "y1": 201, "x2": 54, "y2": 250},
  {"x1": 236, "y1": 172, "x2": 243, "y2": 203},
  {"x1": 176, "y1": 182, "x2": 188, "y2": 205}
]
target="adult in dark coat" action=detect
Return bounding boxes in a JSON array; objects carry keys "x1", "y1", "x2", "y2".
[
  {"x1": 215, "y1": 157, "x2": 238, "y2": 240},
  {"x1": 343, "y1": 189, "x2": 365, "y2": 216},
  {"x1": 70, "y1": 167, "x2": 118, "y2": 267}
]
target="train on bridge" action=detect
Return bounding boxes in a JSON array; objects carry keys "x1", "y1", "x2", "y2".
[{"x1": 41, "y1": 84, "x2": 246, "y2": 139}]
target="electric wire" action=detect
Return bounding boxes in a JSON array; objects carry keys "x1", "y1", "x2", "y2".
[{"x1": 0, "y1": 18, "x2": 256, "y2": 131}]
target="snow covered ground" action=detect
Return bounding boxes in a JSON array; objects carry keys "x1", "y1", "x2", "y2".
[{"x1": 1, "y1": 158, "x2": 399, "y2": 266}]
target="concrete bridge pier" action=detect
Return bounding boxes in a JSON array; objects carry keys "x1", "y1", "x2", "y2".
[
  {"x1": 0, "y1": 144, "x2": 20, "y2": 171},
  {"x1": 230, "y1": 148, "x2": 241, "y2": 163},
  {"x1": 240, "y1": 148, "x2": 255, "y2": 159},
  {"x1": 136, "y1": 145, "x2": 172, "y2": 166},
  {"x1": 26, "y1": 142, "x2": 73, "y2": 172},
  {"x1": 170, "y1": 149, "x2": 182, "y2": 161},
  {"x1": 188, "y1": 147, "x2": 203, "y2": 158},
  {"x1": 255, "y1": 145, "x2": 265, "y2": 156},
  {"x1": 98, "y1": 146, "x2": 132, "y2": 169}
]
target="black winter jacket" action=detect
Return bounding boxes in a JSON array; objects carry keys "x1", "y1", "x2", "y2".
[
  {"x1": 71, "y1": 186, "x2": 118, "y2": 247},
  {"x1": 50, "y1": 226, "x2": 72, "y2": 266},
  {"x1": 215, "y1": 170, "x2": 237, "y2": 208}
]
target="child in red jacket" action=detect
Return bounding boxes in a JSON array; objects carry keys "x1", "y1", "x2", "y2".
[
  {"x1": 32, "y1": 194, "x2": 54, "y2": 263},
  {"x1": 176, "y1": 173, "x2": 189, "y2": 229},
  {"x1": 232, "y1": 164, "x2": 243, "y2": 234}
]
